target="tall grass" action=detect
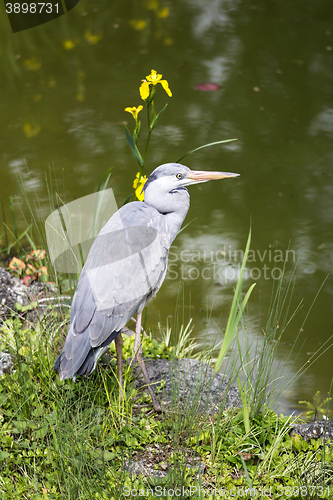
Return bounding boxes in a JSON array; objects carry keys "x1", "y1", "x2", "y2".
[{"x1": 214, "y1": 228, "x2": 256, "y2": 372}]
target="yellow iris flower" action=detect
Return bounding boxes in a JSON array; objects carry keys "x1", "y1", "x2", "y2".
[
  {"x1": 139, "y1": 69, "x2": 172, "y2": 101},
  {"x1": 130, "y1": 19, "x2": 147, "y2": 30},
  {"x1": 133, "y1": 172, "x2": 147, "y2": 201},
  {"x1": 157, "y1": 7, "x2": 169, "y2": 18},
  {"x1": 23, "y1": 123, "x2": 41, "y2": 138},
  {"x1": 139, "y1": 81, "x2": 151, "y2": 101},
  {"x1": 145, "y1": 0, "x2": 158, "y2": 10},
  {"x1": 24, "y1": 57, "x2": 42, "y2": 71},
  {"x1": 62, "y1": 40, "x2": 78, "y2": 50},
  {"x1": 84, "y1": 30, "x2": 102, "y2": 45},
  {"x1": 125, "y1": 105, "x2": 143, "y2": 122}
]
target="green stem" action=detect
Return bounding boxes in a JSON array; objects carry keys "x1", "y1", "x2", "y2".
[
  {"x1": 151, "y1": 100, "x2": 156, "y2": 122},
  {"x1": 143, "y1": 100, "x2": 153, "y2": 162},
  {"x1": 143, "y1": 130, "x2": 152, "y2": 162}
]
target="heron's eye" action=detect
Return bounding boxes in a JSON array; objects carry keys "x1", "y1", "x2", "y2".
[{"x1": 176, "y1": 173, "x2": 182, "y2": 179}]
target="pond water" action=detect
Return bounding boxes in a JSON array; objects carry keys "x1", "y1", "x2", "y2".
[{"x1": 0, "y1": 0, "x2": 332, "y2": 414}]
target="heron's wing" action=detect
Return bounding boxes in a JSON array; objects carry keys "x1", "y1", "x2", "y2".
[
  {"x1": 55, "y1": 202, "x2": 169, "y2": 379},
  {"x1": 73, "y1": 202, "x2": 169, "y2": 334}
]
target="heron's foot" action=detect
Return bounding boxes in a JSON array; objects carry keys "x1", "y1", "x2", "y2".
[
  {"x1": 149, "y1": 389, "x2": 162, "y2": 413},
  {"x1": 146, "y1": 387, "x2": 162, "y2": 413},
  {"x1": 134, "y1": 352, "x2": 162, "y2": 412},
  {"x1": 133, "y1": 312, "x2": 162, "y2": 412},
  {"x1": 115, "y1": 333, "x2": 124, "y2": 400}
]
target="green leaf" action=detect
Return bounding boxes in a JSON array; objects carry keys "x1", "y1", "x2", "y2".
[
  {"x1": 32, "y1": 425, "x2": 48, "y2": 440},
  {"x1": 151, "y1": 101, "x2": 156, "y2": 124},
  {"x1": 21, "y1": 302, "x2": 38, "y2": 312},
  {"x1": 17, "y1": 224, "x2": 33, "y2": 243},
  {"x1": 1, "y1": 201, "x2": 8, "y2": 250},
  {"x1": 234, "y1": 362, "x2": 251, "y2": 434},
  {"x1": 103, "y1": 450, "x2": 116, "y2": 461},
  {"x1": 215, "y1": 228, "x2": 256, "y2": 372},
  {"x1": 133, "y1": 121, "x2": 141, "y2": 143},
  {"x1": 124, "y1": 124, "x2": 144, "y2": 167},
  {"x1": 150, "y1": 103, "x2": 168, "y2": 132},
  {"x1": 176, "y1": 138, "x2": 237, "y2": 163},
  {"x1": 240, "y1": 455, "x2": 253, "y2": 489},
  {"x1": 0, "y1": 451, "x2": 10, "y2": 460},
  {"x1": 177, "y1": 218, "x2": 196, "y2": 235},
  {"x1": 4, "y1": 222, "x2": 33, "y2": 254},
  {"x1": 310, "y1": 439, "x2": 321, "y2": 451},
  {"x1": 12, "y1": 420, "x2": 30, "y2": 431},
  {"x1": 97, "y1": 167, "x2": 112, "y2": 193},
  {"x1": 146, "y1": 86, "x2": 156, "y2": 107},
  {"x1": 122, "y1": 193, "x2": 133, "y2": 206},
  {"x1": 125, "y1": 435, "x2": 138, "y2": 447},
  {"x1": 292, "y1": 434, "x2": 303, "y2": 452},
  {"x1": 9, "y1": 196, "x2": 17, "y2": 241}
]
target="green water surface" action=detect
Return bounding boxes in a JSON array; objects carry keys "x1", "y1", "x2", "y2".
[{"x1": 0, "y1": 0, "x2": 332, "y2": 413}]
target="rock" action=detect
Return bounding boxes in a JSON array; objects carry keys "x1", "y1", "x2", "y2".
[
  {"x1": 291, "y1": 419, "x2": 333, "y2": 442},
  {"x1": 0, "y1": 266, "x2": 60, "y2": 324},
  {"x1": 129, "y1": 357, "x2": 239, "y2": 414},
  {"x1": 0, "y1": 267, "x2": 30, "y2": 319},
  {"x1": 125, "y1": 358, "x2": 238, "y2": 479},
  {"x1": 29, "y1": 280, "x2": 58, "y2": 301},
  {"x1": 24, "y1": 280, "x2": 60, "y2": 325},
  {"x1": 125, "y1": 444, "x2": 205, "y2": 478},
  {"x1": 0, "y1": 352, "x2": 13, "y2": 376}
]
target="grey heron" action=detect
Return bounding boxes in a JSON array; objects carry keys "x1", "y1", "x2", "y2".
[{"x1": 54, "y1": 163, "x2": 239, "y2": 411}]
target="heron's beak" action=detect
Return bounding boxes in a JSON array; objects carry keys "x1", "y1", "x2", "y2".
[{"x1": 184, "y1": 170, "x2": 240, "y2": 185}]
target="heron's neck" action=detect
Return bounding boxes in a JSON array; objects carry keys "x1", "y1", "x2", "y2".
[
  {"x1": 145, "y1": 187, "x2": 190, "y2": 245},
  {"x1": 163, "y1": 209, "x2": 187, "y2": 245}
]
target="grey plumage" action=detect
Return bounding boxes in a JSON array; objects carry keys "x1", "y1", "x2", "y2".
[{"x1": 54, "y1": 163, "x2": 239, "y2": 382}]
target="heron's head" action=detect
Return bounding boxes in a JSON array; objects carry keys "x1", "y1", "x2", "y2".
[
  {"x1": 143, "y1": 163, "x2": 239, "y2": 200},
  {"x1": 142, "y1": 163, "x2": 239, "y2": 216}
]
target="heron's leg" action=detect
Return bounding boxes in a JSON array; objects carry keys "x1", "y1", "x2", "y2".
[
  {"x1": 134, "y1": 313, "x2": 162, "y2": 412},
  {"x1": 115, "y1": 333, "x2": 124, "y2": 399}
]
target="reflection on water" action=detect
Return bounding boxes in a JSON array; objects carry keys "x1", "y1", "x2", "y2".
[{"x1": 0, "y1": 0, "x2": 333, "y2": 413}]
